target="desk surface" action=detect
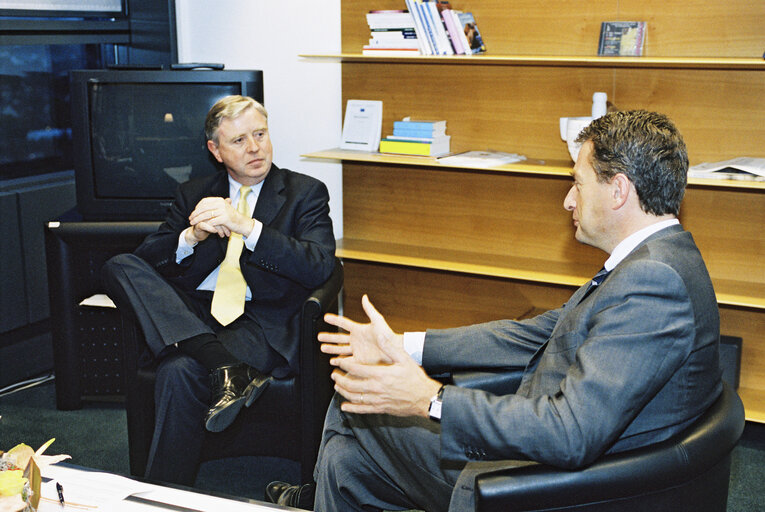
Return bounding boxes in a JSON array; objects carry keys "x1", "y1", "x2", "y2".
[{"x1": 40, "y1": 464, "x2": 296, "y2": 512}]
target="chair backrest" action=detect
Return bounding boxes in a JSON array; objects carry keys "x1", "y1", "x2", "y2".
[{"x1": 475, "y1": 382, "x2": 745, "y2": 512}]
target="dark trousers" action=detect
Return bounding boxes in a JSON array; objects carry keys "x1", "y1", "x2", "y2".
[
  {"x1": 102, "y1": 253, "x2": 280, "y2": 485},
  {"x1": 313, "y1": 394, "x2": 464, "y2": 512}
]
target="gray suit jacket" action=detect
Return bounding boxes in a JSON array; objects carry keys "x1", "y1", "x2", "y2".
[{"x1": 422, "y1": 225, "x2": 722, "y2": 509}]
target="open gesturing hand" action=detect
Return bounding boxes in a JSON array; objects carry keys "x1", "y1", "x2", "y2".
[
  {"x1": 318, "y1": 295, "x2": 442, "y2": 417},
  {"x1": 318, "y1": 294, "x2": 402, "y2": 365}
]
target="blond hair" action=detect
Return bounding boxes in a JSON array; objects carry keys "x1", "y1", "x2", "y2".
[{"x1": 205, "y1": 95, "x2": 268, "y2": 142}]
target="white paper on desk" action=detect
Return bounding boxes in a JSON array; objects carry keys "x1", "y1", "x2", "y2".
[
  {"x1": 79, "y1": 293, "x2": 116, "y2": 308},
  {"x1": 129, "y1": 487, "x2": 278, "y2": 511},
  {"x1": 40, "y1": 465, "x2": 153, "y2": 510},
  {"x1": 340, "y1": 99, "x2": 382, "y2": 152}
]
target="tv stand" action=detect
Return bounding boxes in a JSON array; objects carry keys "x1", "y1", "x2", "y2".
[{"x1": 45, "y1": 219, "x2": 160, "y2": 410}]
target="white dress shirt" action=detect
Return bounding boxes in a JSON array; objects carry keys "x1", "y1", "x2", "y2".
[{"x1": 175, "y1": 176, "x2": 265, "y2": 300}]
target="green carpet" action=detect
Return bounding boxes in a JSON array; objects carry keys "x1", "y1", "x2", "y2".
[{"x1": 0, "y1": 379, "x2": 297, "y2": 501}]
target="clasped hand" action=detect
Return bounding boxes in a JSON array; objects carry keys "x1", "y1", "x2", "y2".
[
  {"x1": 318, "y1": 295, "x2": 443, "y2": 418},
  {"x1": 186, "y1": 196, "x2": 252, "y2": 243}
]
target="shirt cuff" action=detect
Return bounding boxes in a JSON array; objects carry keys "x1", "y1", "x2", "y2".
[
  {"x1": 403, "y1": 331, "x2": 426, "y2": 366},
  {"x1": 176, "y1": 229, "x2": 195, "y2": 263},
  {"x1": 244, "y1": 219, "x2": 263, "y2": 251}
]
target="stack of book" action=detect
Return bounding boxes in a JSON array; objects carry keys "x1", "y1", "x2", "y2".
[
  {"x1": 363, "y1": 10, "x2": 420, "y2": 56},
  {"x1": 403, "y1": 0, "x2": 486, "y2": 55},
  {"x1": 379, "y1": 119, "x2": 450, "y2": 157}
]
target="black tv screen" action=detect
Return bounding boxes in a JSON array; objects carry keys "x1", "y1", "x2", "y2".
[{"x1": 70, "y1": 69, "x2": 264, "y2": 220}]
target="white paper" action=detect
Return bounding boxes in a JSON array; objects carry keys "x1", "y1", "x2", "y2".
[
  {"x1": 438, "y1": 150, "x2": 526, "y2": 168},
  {"x1": 39, "y1": 465, "x2": 153, "y2": 510},
  {"x1": 78, "y1": 294, "x2": 116, "y2": 308},
  {"x1": 340, "y1": 100, "x2": 383, "y2": 152},
  {"x1": 688, "y1": 157, "x2": 765, "y2": 181}
]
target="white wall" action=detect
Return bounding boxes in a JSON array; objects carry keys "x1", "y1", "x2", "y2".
[{"x1": 174, "y1": 0, "x2": 343, "y2": 238}]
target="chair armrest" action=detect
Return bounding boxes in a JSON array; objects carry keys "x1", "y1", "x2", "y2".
[
  {"x1": 302, "y1": 258, "x2": 344, "y2": 320},
  {"x1": 474, "y1": 382, "x2": 745, "y2": 511},
  {"x1": 449, "y1": 369, "x2": 524, "y2": 395}
]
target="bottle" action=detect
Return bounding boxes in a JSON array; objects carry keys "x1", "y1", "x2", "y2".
[{"x1": 592, "y1": 92, "x2": 608, "y2": 119}]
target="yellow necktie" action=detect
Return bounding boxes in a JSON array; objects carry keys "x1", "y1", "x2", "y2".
[{"x1": 211, "y1": 186, "x2": 251, "y2": 326}]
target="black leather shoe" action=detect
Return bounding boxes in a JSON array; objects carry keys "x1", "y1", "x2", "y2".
[
  {"x1": 265, "y1": 481, "x2": 315, "y2": 509},
  {"x1": 204, "y1": 363, "x2": 271, "y2": 433}
]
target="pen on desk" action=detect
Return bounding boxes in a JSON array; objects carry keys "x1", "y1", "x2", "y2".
[{"x1": 56, "y1": 481, "x2": 65, "y2": 506}]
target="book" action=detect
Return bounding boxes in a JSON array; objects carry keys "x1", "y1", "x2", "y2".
[
  {"x1": 441, "y1": 9, "x2": 466, "y2": 54},
  {"x1": 404, "y1": 0, "x2": 432, "y2": 55},
  {"x1": 379, "y1": 137, "x2": 450, "y2": 156},
  {"x1": 362, "y1": 47, "x2": 421, "y2": 56},
  {"x1": 384, "y1": 134, "x2": 451, "y2": 144},
  {"x1": 340, "y1": 100, "x2": 383, "y2": 151},
  {"x1": 415, "y1": 0, "x2": 442, "y2": 54},
  {"x1": 365, "y1": 11, "x2": 416, "y2": 30},
  {"x1": 393, "y1": 119, "x2": 447, "y2": 133},
  {"x1": 456, "y1": 12, "x2": 486, "y2": 54},
  {"x1": 688, "y1": 157, "x2": 765, "y2": 181},
  {"x1": 365, "y1": 8, "x2": 422, "y2": 54},
  {"x1": 598, "y1": 21, "x2": 646, "y2": 56},
  {"x1": 423, "y1": 1, "x2": 454, "y2": 55}
]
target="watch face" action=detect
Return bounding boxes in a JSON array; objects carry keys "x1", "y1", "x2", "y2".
[{"x1": 429, "y1": 397, "x2": 443, "y2": 421}]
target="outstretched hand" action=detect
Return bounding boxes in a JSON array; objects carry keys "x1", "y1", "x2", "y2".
[
  {"x1": 319, "y1": 294, "x2": 400, "y2": 364},
  {"x1": 318, "y1": 295, "x2": 443, "y2": 418}
]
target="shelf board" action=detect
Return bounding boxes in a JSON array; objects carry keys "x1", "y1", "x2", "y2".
[
  {"x1": 337, "y1": 238, "x2": 592, "y2": 287},
  {"x1": 738, "y1": 386, "x2": 765, "y2": 424},
  {"x1": 301, "y1": 53, "x2": 765, "y2": 71},
  {"x1": 336, "y1": 238, "x2": 765, "y2": 310},
  {"x1": 303, "y1": 149, "x2": 765, "y2": 191}
]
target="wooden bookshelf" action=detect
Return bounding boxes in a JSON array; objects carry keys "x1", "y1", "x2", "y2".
[
  {"x1": 324, "y1": 0, "x2": 765, "y2": 422},
  {"x1": 303, "y1": 149, "x2": 765, "y2": 191},
  {"x1": 301, "y1": 53, "x2": 765, "y2": 71}
]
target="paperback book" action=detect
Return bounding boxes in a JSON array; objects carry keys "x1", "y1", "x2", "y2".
[{"x1": 598, "y1": 21, "x2": 646, "y2": 56}]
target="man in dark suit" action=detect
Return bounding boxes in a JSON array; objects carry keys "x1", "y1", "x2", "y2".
[
  {"x1": 102, "y1": 95, "x2": 335, "y2": 485},
  {"x1": 267, "y1": 110, "x2": 721, "y2": 511}
]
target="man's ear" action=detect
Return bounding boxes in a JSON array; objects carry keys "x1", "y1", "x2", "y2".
[
  {"x1": 611, "y1": 173, "x2": 631, "y2": 209},
  {"x1": 207, "y1": 140, "x2": 223, "y2": 163}
]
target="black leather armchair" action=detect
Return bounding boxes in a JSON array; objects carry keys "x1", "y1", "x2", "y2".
[
  {"x1": 450, "y1": 370, "x2": 745, "y2": 512},
  {"x1": 121, "y1": 258, "x2": 343, "y2": 485}
]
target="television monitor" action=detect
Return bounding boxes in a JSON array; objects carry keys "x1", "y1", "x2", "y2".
[{"x1": 69, "y1": 69, "x2": 264, "y2": 220}]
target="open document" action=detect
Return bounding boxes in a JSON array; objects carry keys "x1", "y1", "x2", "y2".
[{"x1": 688, "y1": 157, "x2": 765, "y2": 181}]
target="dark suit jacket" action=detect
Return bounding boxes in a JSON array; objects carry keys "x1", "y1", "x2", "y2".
[
  {"x1": 134, "y1": 165, "x2": 336, "y2": 376},
  {"x1": 424, "y1": 225, "x2": 721, "y2": 473}
]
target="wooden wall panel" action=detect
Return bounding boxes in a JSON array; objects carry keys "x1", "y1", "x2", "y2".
[
  {"x1": 681, "y1": 187, "x2": 765, "y2": 284},
  {"x1": 342, "y1": 260, "x2": 574, "y2": 333},
  {"x1": 720, "y1": 306, "x2": 765, "y2": 390},
  {"x1": 342, "y1": 163, "x2": 604, "y2": 268}
]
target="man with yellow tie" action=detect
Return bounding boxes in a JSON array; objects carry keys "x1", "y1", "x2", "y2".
[{"x1": 102, "y1": 95, "x2": 336, "y2": 485}]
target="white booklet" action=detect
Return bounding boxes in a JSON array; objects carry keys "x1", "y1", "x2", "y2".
[
  {"x1": 688, "y1": 157, "x2": 765, "y2": 181},
  {"x1": 340, "y1": 100, "x2": 383, "y2": 152},
  {"x1": 438, "y1": 150, "x2": 526, "y2": 168}
]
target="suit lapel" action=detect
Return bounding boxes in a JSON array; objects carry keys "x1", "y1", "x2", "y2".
[{"x1": 254, "y1": 165, "x2": 286, "y2": 226}]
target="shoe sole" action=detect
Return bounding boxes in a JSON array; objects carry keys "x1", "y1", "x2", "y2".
[
  {"x1": 244, "y1": 375, "x2": 272, "y2": 407},
  {"x1": 205, "y1": 375, "x2": 273, "y2": 433},
  {"x1": 205, "y1": 395, "x2": 246, "y2": 433}
]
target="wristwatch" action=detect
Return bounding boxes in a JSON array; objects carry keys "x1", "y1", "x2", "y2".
[{"x1": 428, "y1": 384, "x2": 446, "y2": 422}]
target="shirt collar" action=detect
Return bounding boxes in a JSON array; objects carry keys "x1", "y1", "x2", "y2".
[
  {"x1": 228, "y1": 176, "x2": 264, "y2": 202},
  {"x1": 604, "y1": 218, "x2": 680, "y2": 271}
]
